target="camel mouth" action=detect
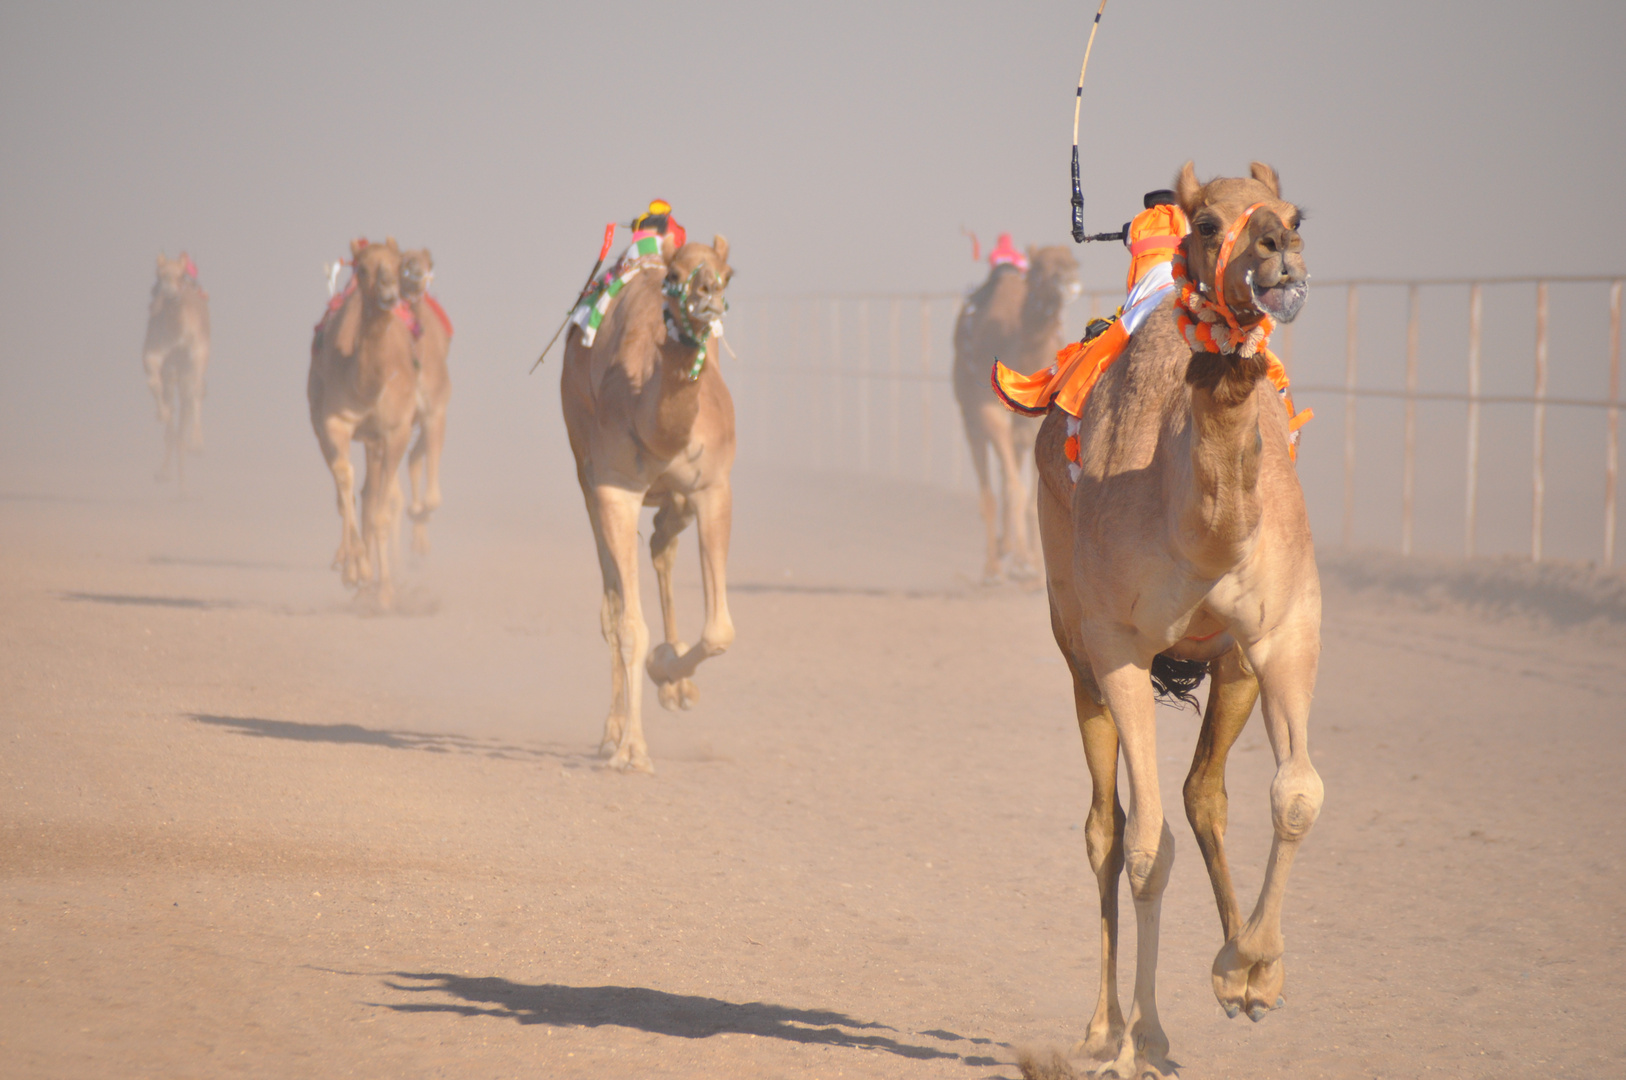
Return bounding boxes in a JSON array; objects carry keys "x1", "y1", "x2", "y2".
[{"x1": 1248, "y1": 273, "x2": 1308, "y2": 324}]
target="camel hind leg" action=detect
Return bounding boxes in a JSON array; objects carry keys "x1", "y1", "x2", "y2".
[
  {"x1": 407, "y1": 405, "x2": 446, "y2": 556},
  {"x1": 359, "y1": 421, "x2": 412, "y2": 611},
  {"x1": 647, "y1": 493, "x2": 699, "y2": 711}
]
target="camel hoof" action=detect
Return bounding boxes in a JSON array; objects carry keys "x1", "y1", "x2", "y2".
[
  {"x1": 606, "y1": 743, "x2": 654, "y2": 774},
  {"x1": 656, "y1": 680, "x2": 682, "y2": 711},
  {"x1": 677, "y1": 678, "x2": 699, "y2": 709},
  {"x1": 1223, "y1": 1004, "x2": 1239, "y2": 1019},
  {"x1": 1247, "y1": 1004, "x2": 1268, "y2": 1023},
  {"x1": 1275, "y1": 996, "x2": 1285, "y2": 1010}
]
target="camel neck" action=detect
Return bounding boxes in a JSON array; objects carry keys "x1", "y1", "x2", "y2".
[{"x1": 1179, "y1": 366, "x2": 1266, "y2": 576}]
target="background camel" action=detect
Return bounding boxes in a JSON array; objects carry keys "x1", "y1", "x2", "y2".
[
  {"x1": 560, "y1": 236, "x2": 736, "y2": 772},
  {"x1": 399, "y1": 248, "x2": 453, "y2": 556},
  {"x1": 306, "y1": 237, "x2": 418, "y2": 610},
  {"x1": 952, "y1": 245, "x2": 1079, "y2": 582},
  {"x1": 141, "y1": 252, "x2": 210, "y2": 484},
  {"x1": 1031, "y1": 163, "x2": 1321, "y2": 1079}
]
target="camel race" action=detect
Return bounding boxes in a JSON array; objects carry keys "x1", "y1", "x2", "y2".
[{"x1": 5, "y1": 4, "x2": 1625, "y2": 1078}]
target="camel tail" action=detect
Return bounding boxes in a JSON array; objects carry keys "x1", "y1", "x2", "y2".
[{"x1": 1151, "y1": 653, "x2": 1207, "y2": 709}]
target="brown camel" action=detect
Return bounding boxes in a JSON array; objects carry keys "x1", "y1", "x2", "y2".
[
  {"x1": 307, "y1": 238, "x2": 418, "y2": 610},
  {"x1": 399, "y1": 249, "x2": 452, "y2": 555},
  {"x1": 952, "y1": 245, "x2": 1080, "y2": 581},
  {"x1": 141, "y1": 252, "x2": 210, "y2": 484},
  {"x1": 560, "y1": 237, "x2": 736, "y2": 772},
  {"x1": 1033, "y1": 163, "x2": 1321, "y2": 1078}
]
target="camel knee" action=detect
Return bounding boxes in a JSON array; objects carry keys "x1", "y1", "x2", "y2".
[
  {"x1": 1269, "y1": 760, "x2": 1324, "y2": 842},
  {"x1": 1124, "y1": 820, "x2": 1175, "y2": 901}
]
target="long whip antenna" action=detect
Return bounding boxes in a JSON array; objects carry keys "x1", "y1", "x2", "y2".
[{"x1": 1070, "y1": 0, "x2": 1110, "y2": 243}]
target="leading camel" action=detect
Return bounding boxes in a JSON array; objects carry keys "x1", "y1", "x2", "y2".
[
  {"x1": 1032, "y1": 163, "x2": 1321, "y2": 1078},
  {"x1": 141, "y1": 253, "x2": 210, "y2": 484},
  {"x1": 560, "y1": 236, "x2": 737, "y2": 772},
  {"x1": 952, "y1": 246, "x2": 1079, "y2": 581}
]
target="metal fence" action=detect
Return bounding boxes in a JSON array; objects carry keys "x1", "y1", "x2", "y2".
[{"x1": 726, "y1": 275, "x2": 1623, "y2": 566}]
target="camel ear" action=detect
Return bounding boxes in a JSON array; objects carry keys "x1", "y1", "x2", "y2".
[
  {"x1": 1175, "y1": 161, "x2": 1201, "y2": 217},
  {"x1": 385, "y1": 236, "x2": 399, "y2": 253},
  {"x1": 420, "y1": 248, "x2": 433, "y2": 268},
  {"x1": 712, "y1": 234, "x2": 729, "y2": 264},
  {"x1": 333, "y1": 290, "x2": 362, "y2": 358},
  {"x1": 350, "y1": 237, "x2": 367, "y2": 258},
  {"x1": 1250, "y1": 161, "x2": 1281, "y2": 197}
]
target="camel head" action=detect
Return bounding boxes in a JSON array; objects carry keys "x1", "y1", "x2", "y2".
[
  {"x1": 152, "y1": 253, "x2": 188, "y2": 298},
  {"x1": 1024, "y1": 245, "x2": 1083, "y2": 321},
  {"x1": 400, "y1": 249, "x2": 434, "y2": 304},
  {"x1": 1176, "y1": 161, "x2": 1307, "y2": 324},
  {"x1": 350, "y1": 236, "x2": 403, "y2": 312},
  {"x1": 662, "y1": 235, "x2": 733, "y2": 346}
]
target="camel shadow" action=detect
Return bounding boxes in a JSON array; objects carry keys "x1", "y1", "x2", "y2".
[
  {"x1": 188, "y1": 713, "x2": 594, "y2": 765},
  {"x1": 372, "y1": 972, "x2": 1003, "y2": 1066},
  {"x1": 59, "y1": 590, "x2": 241, "y2": 611}
]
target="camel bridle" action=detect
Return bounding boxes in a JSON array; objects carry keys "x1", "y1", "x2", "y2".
[{"x1": 662, "y1": 264, "x2": 727, "y2": 381}]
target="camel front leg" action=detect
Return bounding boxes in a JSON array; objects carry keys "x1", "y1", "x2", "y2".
[
  {"x1": 595, "y1": 484, "x2": 653, "y2": 772},
  {"x1": 1093, "y1": 648, "x2": 1175, "y2": 1078},
  {"x1": 962, "y1": 417, "x2": 1000, "y2": 583},
  {"x1": 1184, "y1": 644, "x2": 1261, "y2": 983},
  {"x1": 647, "y1": 495, "x2": 699, "y2": 711},
  {"x1": 1213, "y1": 624, "x2": 1324, "y2": 1022},
  {"x1": 646, "y1": 482, "x2": 734, "y2": 702},
  {"x1": 987, "y1": 417, "x2": 1035, "y2": 580},
  {"x1": 1069, "y1": 672, "x2": 1127, "y2": 1062},
  {"x1": 362, "y1": 419, "x2": 413, "y2": 608},
  {"x1": 318, "y1": 416, "x2": 364, "y2": 588}
]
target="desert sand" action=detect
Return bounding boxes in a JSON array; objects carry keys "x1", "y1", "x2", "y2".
[{"x1": 3, "y1": 464, "x2": 1623, "y2": 1079}]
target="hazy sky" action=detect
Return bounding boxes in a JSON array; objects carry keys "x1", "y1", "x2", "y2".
[{"x1": 2, "y1": 1, "x2": 1622, "y2": 516}]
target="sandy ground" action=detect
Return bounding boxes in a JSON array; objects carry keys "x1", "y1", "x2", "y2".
[{"x1": 3, "y1": 465, "x2": 1625, "y2": 1080}]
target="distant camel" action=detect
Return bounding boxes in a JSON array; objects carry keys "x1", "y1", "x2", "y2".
[
  {"x1": 400, "y1": 249, "x2": 453, "y2": 555},
  {"x1": 307, "y1": 238, "x2": 417, "y2": 609},
  {"x1": 561, "y1": 237, "x2": 736, "y2": 772},
  {"x1": 952, "y1": 246, "x2": 1079, "y2": 581},
  {"x1": 142, "y1": 252, "x2": 210, "y2": 484},
  {"x1": 1033, "y1": 163, "x2": 1321, "y2": 1078}
]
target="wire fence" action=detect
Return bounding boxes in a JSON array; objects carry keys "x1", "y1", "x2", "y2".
[{"x1": 725, "y1": 275, "x2": 1624, "y2": 566}]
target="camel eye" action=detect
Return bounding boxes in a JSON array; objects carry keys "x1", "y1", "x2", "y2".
[{"x1": 1196, "y1": 221, "x2": 1219, "y2": 238}]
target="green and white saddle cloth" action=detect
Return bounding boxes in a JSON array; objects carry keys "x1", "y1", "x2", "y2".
[{"x1": 569, "y1": 230, "x2": 665, "y2": 347}]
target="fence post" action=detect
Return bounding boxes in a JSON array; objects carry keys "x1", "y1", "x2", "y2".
[
  {"x1": 889, "y1": 300, "x2": 902, "y2": 478},
  {"x1": 920, "y1": 298, "x2": 932, "y2": 483},
  {"x1": 831, "y1": 302, "x2": 845, "y2": 471},
  {"x1": 1343, "y1": 284, "x2": 1359, "y2": 548},
  {"x1": 858, "y1": 300, "x2": 871, "y2": 473},
  {"x1": 1465, "y1": 283, "x2": 1483, "y2": 557},
  {"x1": 1606, "y1": 280, "x2": 1622, "y2": 567},
  {"x1": 1402, "y1": 284, "x2": 1420, "y2": 556},
  {"x1": 1532, "y1": 281, "x2": 1548, "y2": 562}
]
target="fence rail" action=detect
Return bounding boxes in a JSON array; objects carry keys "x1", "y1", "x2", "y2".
[{"x1": 729, "y1": 275, "x2": 1623, "y2": 566}]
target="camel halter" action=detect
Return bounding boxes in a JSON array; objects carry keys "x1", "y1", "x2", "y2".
[
  {"x1": 662, "y1": 265, "x2": 725, "y2": 381},
  {"x1": 1173, "y1": 202, "x2": 1276, "y2": 359}
]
